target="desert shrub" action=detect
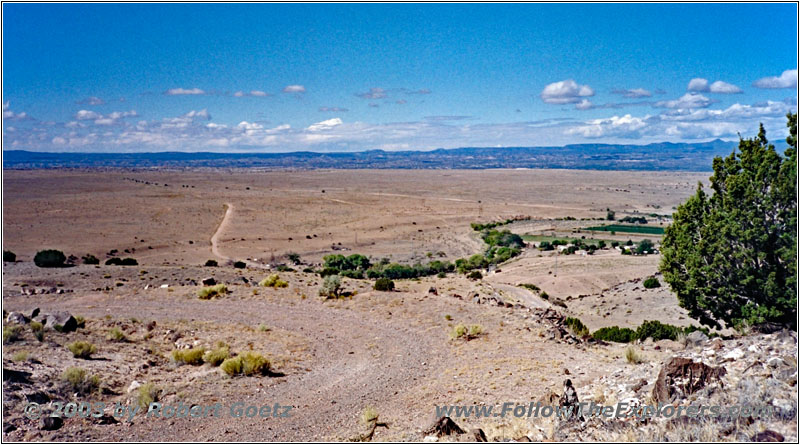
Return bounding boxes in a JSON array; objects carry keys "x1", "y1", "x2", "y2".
[
  {"x1": 466, "y1": 270, "x2": 483, "y2": 280},
  {"x1": 137, "y1": 383, "x2": 160, "y2": 409},
  {"x1": 3, "y1": 325, "x2": 23, "y2": 344},
  {"x1": 74, "y1": 316, "x2": 86, "y2": 328},
  {"x1": 635, "y1": 320, "x2": 680, "y2": 341},
  {"x1": 449, "y1": 324, "x2": 483, "y2": 341},
  {"x1": 82, "y1": 254, "x2": 99, "y2": 265},
  {"x1": 625, "y1": 346, "x2": 644, "y2": 364},
  {"x1": 30, "y1": 321, "x2": 44, "y2": 341},
  {"x1": 302, "y1": 267, "x2": 315, "y2": 274},
  {"x1": 319, "y1": 275, "x2": 342, "y2": 298},
  {"x1": 172, "y1": 347, "x2": 205, "y2": 366},
  {"x1": 339, "y1": 269, "x2": 363, "y2": 279},
  {"x1": 233, "y1": 261, "x2": 246, "y2": 269},
  {"x1": 565, "y1": 317, "x2": 589, "y2": 337},
  {"x1": 538, "y1": 241, "x2": 554, "y2": 251},
  {"x1": 275, "y1": 265, "x2": 295, "y2": 272},
  {"x1": 203, "y1": 344, "x2": 230, "y2": 366},
  {"x1": 12, "y1": 351, "x2": 29, "y2": 362},
  {"x1": 374, "y1": 278, "x2": 395, "y2": 291},
  {"x1": 106, "y1": 327, "x2": 127, "y2": 342},
  {"x1": 259, "y1": 274, "x2": 288, "y2": 288},
  {"x1": 643, "y1": 277, "x2": 661, "y2": 289},
  {"x1": 436, "y1": 272, "x2": 446, "y2": 278},
  {"x1": 62, "y1": 367, "x2": 100, "y2": 395},
  {"x1": 3, "y1": 250, "x2": 16, "y2": 262},
  {"x1": 592, "y1": 326, "x2": 636, "y2": 343},
  {"x1": 198, "y1": 284, "x2": 228, "y2": 300},
  {"x1": 636, "y1": 239, "x2": 655, "y2": 255},
  {"x1": 286, "y1": 252, "x2": 301, "y2": 265},
  {"x1": 34, "y1": 249, "x2": 66, "y2": 268},
  {"x1": 220, "y1": 353, "x2": 271, "y2": 376},
  {"x1": 68, "y1": 341, "x2": 97, "y2": 359},
  {"x1": 204, "y1": 259, "x2": 218, "y2": 267},
  {"x1": 105, "y1": 257, "x2": 138, "y2": 266}
]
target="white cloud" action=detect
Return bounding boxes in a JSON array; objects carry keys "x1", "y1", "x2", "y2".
[
  {"x1": 612, "y1": 88, "x2": 652, "y2": 98},
  {"x1": 76, "y1": 96, "x2": 105, "y2": 105},
  {"x1": 753, "y1": 69, "x2": 798, "y2": 89},
  {"x1": 283, "y1": 85, "x2": 306, "y2": 93},
  {"x1": 540, "y1": 80, "x2": 594, "y2": 104},
  {"x1": 356, "y1": 87, "x2": 387, "y2": 99},
  {"x1": 687, "y1": 78, "x2": 710, "y2": 92},
  {"x1": 566, "y1": 114, "x2": 648, "y2": 138},
  {"x1": 307, "y1": 118, "x2": 343, "y2": 132},
  {"x1": 234, "y1": 90, "x2": 270, "y2": 97},
  {"x1": 75, "y1": 110, "x2": 102, "y2": 120},
  {"x1": 688, "y1": 78, "x2": 742, "y2": 94},
  {"x1": 709, "y1": 81, "x2": 742, "y2": 94},
  {"x1": 165, "y1": 87, "x2": 206, "y2": 95},
  {"x1": 3, "y1": 102, "x2": 29, "y2": 120},
  {"x1": 183, "y1": 109, "x2": 210, "y2": 120},
  {"x1": 655, "y1": 93, "x2": 713, "y2": 109},
  {"x1": 575, "y1": 99, "x2": 593, "y2": 110}
]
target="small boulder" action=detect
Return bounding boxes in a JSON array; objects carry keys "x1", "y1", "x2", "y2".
[
  {"x1": 40, "y1": 312, "x2": 78, "y2": 333},
  {"x1": 6, "y1": 312, "x2": 28, "y2": 325},
  {"x1": 40, "y1": 416, "x2": 63, "y2": 431},
  {"x1": 202, "y1": 277, "x2": 216, "y2": 286},
  {"x1": 685, "y1": 330, "x2": 709, "y2": 347},
  {"x1": 471, "y1": 428, "x2": 487, "y2": 442},
  {"x1": 423, "y1": 417, "x2": 465, "y2": 437},
  {"x1": 428, "y1": 287, "x2": 438, "y2": 295},
  {"x1": 651, "y1": 357, "x2": 726, "y2": 404}
]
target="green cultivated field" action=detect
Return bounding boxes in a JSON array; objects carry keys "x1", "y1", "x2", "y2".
[{"x1": 584, "y1": 224, "x2": 665, "y2": 235}]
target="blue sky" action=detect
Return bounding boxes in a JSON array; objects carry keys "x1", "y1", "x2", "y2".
[{"x1": 3, "y1": 3, "x2": 797, "y2": 152}]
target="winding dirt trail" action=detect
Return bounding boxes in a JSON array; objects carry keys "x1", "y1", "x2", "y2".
[{"x1": 210, "y1": 203, "x2": 233, "y2": 262}]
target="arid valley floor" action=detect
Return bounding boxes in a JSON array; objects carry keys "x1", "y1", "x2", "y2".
[{"x1": 2, "y1": 169, "x2": 797, "y2": 441}]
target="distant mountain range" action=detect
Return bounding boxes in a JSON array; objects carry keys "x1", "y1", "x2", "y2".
[{"x1": 3, "y1": 139, "x2": 760, "y2": 171}]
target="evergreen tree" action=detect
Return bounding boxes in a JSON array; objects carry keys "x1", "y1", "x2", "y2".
[{"x1": 660, "y1": 114, "x2": 797, "y2": 330}]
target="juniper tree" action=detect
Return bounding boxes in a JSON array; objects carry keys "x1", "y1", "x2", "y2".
[{"x1": 660, "y1": 114, "x2": 797, "y2": 330}]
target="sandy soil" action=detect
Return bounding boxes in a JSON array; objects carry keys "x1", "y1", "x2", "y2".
[{"x1": 2, "y1": 168, "x2": 711, "y2": 441}]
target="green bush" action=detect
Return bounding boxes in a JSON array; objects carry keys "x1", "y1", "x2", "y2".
[
  {"x1": 466, "y1": 270, "x2": 483, "y2": 280},
  {"x1": 374, "y1": 278, "x2": 395, "y2": 291},
  {"x1": 592, "y1": 326, "x2": 636, "y2": 343},
  {"x1": 172, "y1": 347, "x2": 205, "y2": 366},
  {"x1": 205, "y1": 259, "x2": 218, "y2": 267},
  {"x1": 106, "y1": 327, "x2": 127, "y2": 342},
  {"x1": 34, "y1": 249, "x2": 66, "y2": 268},
  {"x1": 449, "y1": 324, "x2": 483, "y2": 340},
  {"x1": 3, "y1": 250, "x2": 16, "y2": 262},
  {"x1": 635, "y1": 320, "x2": 680, "y2": 341},
  {"x1": 220, "y1": 353, "x2": 271, "y2": 376},
  {"x1": 137, "y1": 383, "x2": 160, "y2": 409},
  {"x1": 259, "y1": 274, "x2": 288, "y2": 288},
  {"x1": 3, "y1": 325, "x2": 23, "y2": 344},
  {"x1": 105, "y1": 257, "x2": 138, "y2": 266},
  {"x1": 643, "y1": 277, "x2": 661, "y2": 289},
  {"x1": 68, "y1": 341, "x2": 97, "y2": 359},
  {"x1": 319, "y1": 275, "x2": 342, "y2": 298},
  {"x1": 203, "y1": 343, "x2": 230, "y2": 366},
  {"x1": 62, "y1": 367, "x2": 100, "y2": 395},
  {"x1": 30, "y1": 321, "x2": 44, "y2": 342},
  {"x1": 565, "y1": 317, "x2": 589, "y2": 337},
  {"x1": 198, "y1": 284, "x2": 228, "y2": 300},
  {"x1": 339, "y1": 269, "x2": 363, "y2": 279},
  {"x1": 286, "y1": 252, "x2": 301, "y2": 265},
  {"x1": 82, "y1": 254, "x2": 100, "y2": 265}
]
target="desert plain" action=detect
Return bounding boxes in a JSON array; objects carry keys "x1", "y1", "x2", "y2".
[{"x1": 2, "y1": 168, "x2": 796, "y2": 441}]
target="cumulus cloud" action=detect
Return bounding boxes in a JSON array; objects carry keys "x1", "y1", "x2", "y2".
[
  {"x1": 611, "y1": 88, "x2": 652, "y2": 99},
  {"x1": 75, "y1": 110, "x2": 102, "y2": 120},
  {"x1": 164, "y1": 87, "x2": 207, "y2": 95},
  {"x1": 566, "y1": 114, "x2": 648, "y2": 138},
  {"x1": 655, "y1": 93, "x2": 714, "y2": 109},
  {"x1": 356, "y1": 87, "x2": 387, "y2": 100},
  {"x1": 307, "y1": 118, "x2": 343, "y2": 132},
  {"x1": 3, "y1": 102, "x2": 30, "y2": 120},
  {"x1": 688, "y1": 78, "x2": 742, "y2": 93},
  {"x1": 540, "y1": 80, "x2": 594, "y2": 105},
  {"x1": 753, "y1": 69, "x2": 798, "y2": 89},
  {"x1": 575, "y1": 99, "x2": 594, "y2": 110},
  {"x1": 74, "y1": 109, "x2": 137, "y2": 125},
  {"x1": 709, "y1": 81, "x2": 742, "y2": 94},
  {"x1": 283, "y1": 85, "x2": 306, "y2": 93}
]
